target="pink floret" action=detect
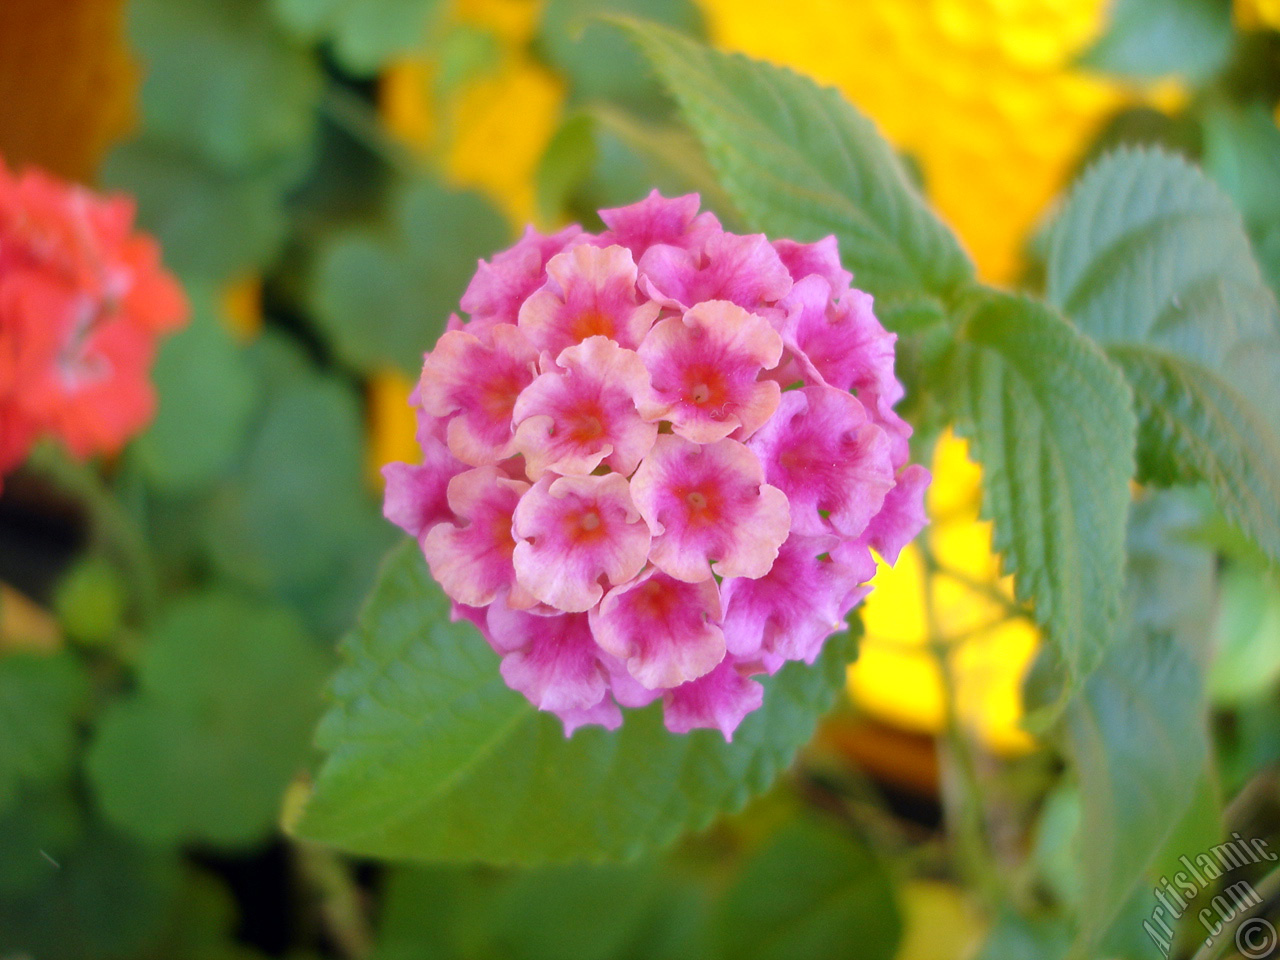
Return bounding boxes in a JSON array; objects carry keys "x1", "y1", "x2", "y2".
[{"x1": 386, "y1": 190, "x2": 929, "y2": 739}]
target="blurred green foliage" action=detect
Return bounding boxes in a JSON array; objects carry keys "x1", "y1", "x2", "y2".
[{"x1": 2, "y1": 0, "x2": 1280, "y2": 958}]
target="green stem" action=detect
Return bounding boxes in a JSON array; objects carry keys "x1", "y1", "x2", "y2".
[
  {"x1": 922, "y1": 550, "x2": 1004, "y2": 912},
  {"x1": 1187, "y1": 862, "x2": 1280, "y2": 960},
  {"x1": 294, "y1": 842, "x2": 373, "y2": 960},
  {"x1": 320, "y1": 82, "x2": 423, "y2": 175},
  {"x1": 26, "y1": 443, "x2": 160, "y2": 623},
  {"x1": 920, "y1": 547, "x2": 1030, "y2": 622}
]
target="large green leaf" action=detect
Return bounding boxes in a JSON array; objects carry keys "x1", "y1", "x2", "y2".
[
  {"x1": 1046, "y1": 147, "x2": 1280, "y2": 564},
  {"x1": 311, "y1": 178, "x2": 510, "y2": 375},
  {"x1": 292, "y1": 541, "x2": 855, "y2": 864},
  {"x1": 1064, "y1": 491, "x2": 1218, "y2": 956},
  {"x1": 713, "y1": 818, "x2": 901, "y2": 960},
  {"x1": 950, "y1": 290, "x2": 1136, "y2": 683},
  {"x1": 87, "y1": 592, "x2": 330, "y2": 847},
  {"x1": 0, "y1": 652, "x2": 87, "y2": 815},
  {"x1": 621, "y1": 20, "x2": 973, "y2": 317}
]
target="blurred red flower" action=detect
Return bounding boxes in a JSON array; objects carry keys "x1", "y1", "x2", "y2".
[{"x1": 0, "y1": 156, "x2": 186, "y2": 478}]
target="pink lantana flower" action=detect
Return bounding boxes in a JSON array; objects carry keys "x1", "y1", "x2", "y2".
[{"x1": 385, "y1": 191, "x2": 929, "y2": 740}]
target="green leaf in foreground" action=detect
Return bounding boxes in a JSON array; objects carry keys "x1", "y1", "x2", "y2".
[
  {"x1": 1064, "y1": 491, "x2": 1218, "y2": 957},
  {"x1": 293, "y1": 541, "x2": 854, "y2": 864},
  {"x1": 88, "y1": 592, "x2": 330, "y2": 847},
  {"x1": 950, "y1": 290, "x2": 1135, "y2": 683},
  {"x1": 1046, "y1": 147, "x2": 1280, "y2": 564},
  {"x1": 621, "y1": 19, "x2": 973, "y2": 314},
  {"x1": 0, "y1": 652, "x2": 87, "y2": 815},
  {"x1": 714, "y1": 818, "x2": 901, "y2": 960}
]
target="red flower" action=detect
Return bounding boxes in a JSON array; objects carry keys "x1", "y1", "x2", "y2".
[{"x1": 0, "y1": 155, "x2": 186, "y2": 478}]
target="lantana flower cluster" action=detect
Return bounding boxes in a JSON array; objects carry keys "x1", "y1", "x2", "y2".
[
  {"x1": 385, "y1": 191, "x2": 929, "y2": 739},
  {"x1": 0, "y1": 155, "x2": 187, "y2": 481}
]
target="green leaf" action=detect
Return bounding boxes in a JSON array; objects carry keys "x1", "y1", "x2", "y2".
[
  {"x1": 0, "y1": 785, "x2": 82, "y2": 895},
  {"x1": 311, "y1": 178, "x2": 510, "y2": 375},
  {"x1": 540, "y1": 0, "x2": 704, "y2": 117},
  {"x1": 1046, "y1": 147, "x2": 1280, "y2": 564},
  {"x1": 1080, "y1": 0, "x2": 1233, "y2": 82},
  {"x1": 1208, "y1": 565, "x2": 1280, "y2": 705},
  {"x1": 273, "y1": 0, "x2": 445, "y2": 75},
  {"x1": 1064, "y1": 491, "x2": 1217, "y2": 956},
  {"x1": 204, "y1": 346, "x2": 394, "y2": 636},
  {"x1": 103, "y1": 139, "x2": 302, "y2": 283},
  {"x1": 293, "y1": 541, "x2": 855, "y2": 864},
  {"x1": 0, "y1": 652, "x2": 87, "y2": 815},
  {"x1": 0, "y1": 825, "x2": 179, "y2": 960},
  {"x1": 620, "y1": 20, "x2": 973, "y2": 311},
  {"x1": 950, "y1": 290, "x2": 1136, "y2": 682},
  {"x1": 87, "y1": 592, "x2": 330, "y2": 847},
  {"x1": 714, "y1": 818, "x2": 901, "y2": 960},
  {"x1": 1202, "y1": 101, "x2": 1280, "y2": 299},
  {"x1": 373, "y1": 861, "x2": 710, "y2": 960},
  {"x1": 1202, "y1": 102, "x2": 1280, "y2": 231},
  {"x1": 130, "y1": 0, "x2": 322, "y2": 169},
  {"x1": 974, "y1": 914, "x2": 1070, "y2": 960},
  {"x1": 588, "y1": 106, "x2": 745, "y2": 227},
  {"x1": 136, "y1": 289, "x2": 258, "y2": 495}
]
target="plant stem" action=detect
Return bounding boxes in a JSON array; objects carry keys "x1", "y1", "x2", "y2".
[
  {"x1": 922, "y1": 550, "x2": 1004, "y2": 912},
  {"x1": 294, "y1": 842, "x2": 374, "y2": 960},
  {"x1": 320, "y1": 82, "x2": 423, "y2": 175},
  {"x1": 26, "y1": 443, "x2": 160, "y2": 622},
  {"x1": 1187, "y1": 862, "x2": 1280, "y2": 960}
]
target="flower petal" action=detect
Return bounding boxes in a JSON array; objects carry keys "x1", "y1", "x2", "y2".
[
  {"x1": 637, "y1": 300, "x2": 783, "y2": 443},
  {"x1": 598, "y1": 189, "x2": 721, "y2": 258},
  {"x1": 511, "y1": 335, "x2": 657, "y2": 478},
  {"x1": 748, "y1": 386, "x2": 895, "y2": 539},
  {"x1": 721, "y1": 534, "x2": 875, "y2": 670},
  {"x1": 630, "y1": 435, "x2": 791, "y2": 582},
  {"x1": 421, "y1": 466, "x2": 532, "y2": 608},
  {"x1": 461, "y1": 224, "x2": 584, "y2": 326},
  {"x1": 518, "y1": 244, "x2": 660, "y2": 353},
  {"x1": 773, "y1": 235, "x2": 852, "y2": 291},
  {"x1": 864, "y1": 463, "x2": 931, "y2": 564},
  {"x1": 381, "y1": 433, "x2": 465, "y2": 540},
  {"x1": 590, "y1": 567, "x2": 726, "y2": 688},
  {"x1": 663, "y1": 660, "x2": 764, "y2": 740},
  {"x1": 638, "y1": 230, "x2": 792, "y2": 312},
  {"x1": 487, "y1": 600, "x2": 609, "y2": 712},
  {"x1": 418, "y1": 323, "x2": 539, "y2": 466},
  {"x1": 512, "y1": 473, "x2": 651, "y2": 612}
]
